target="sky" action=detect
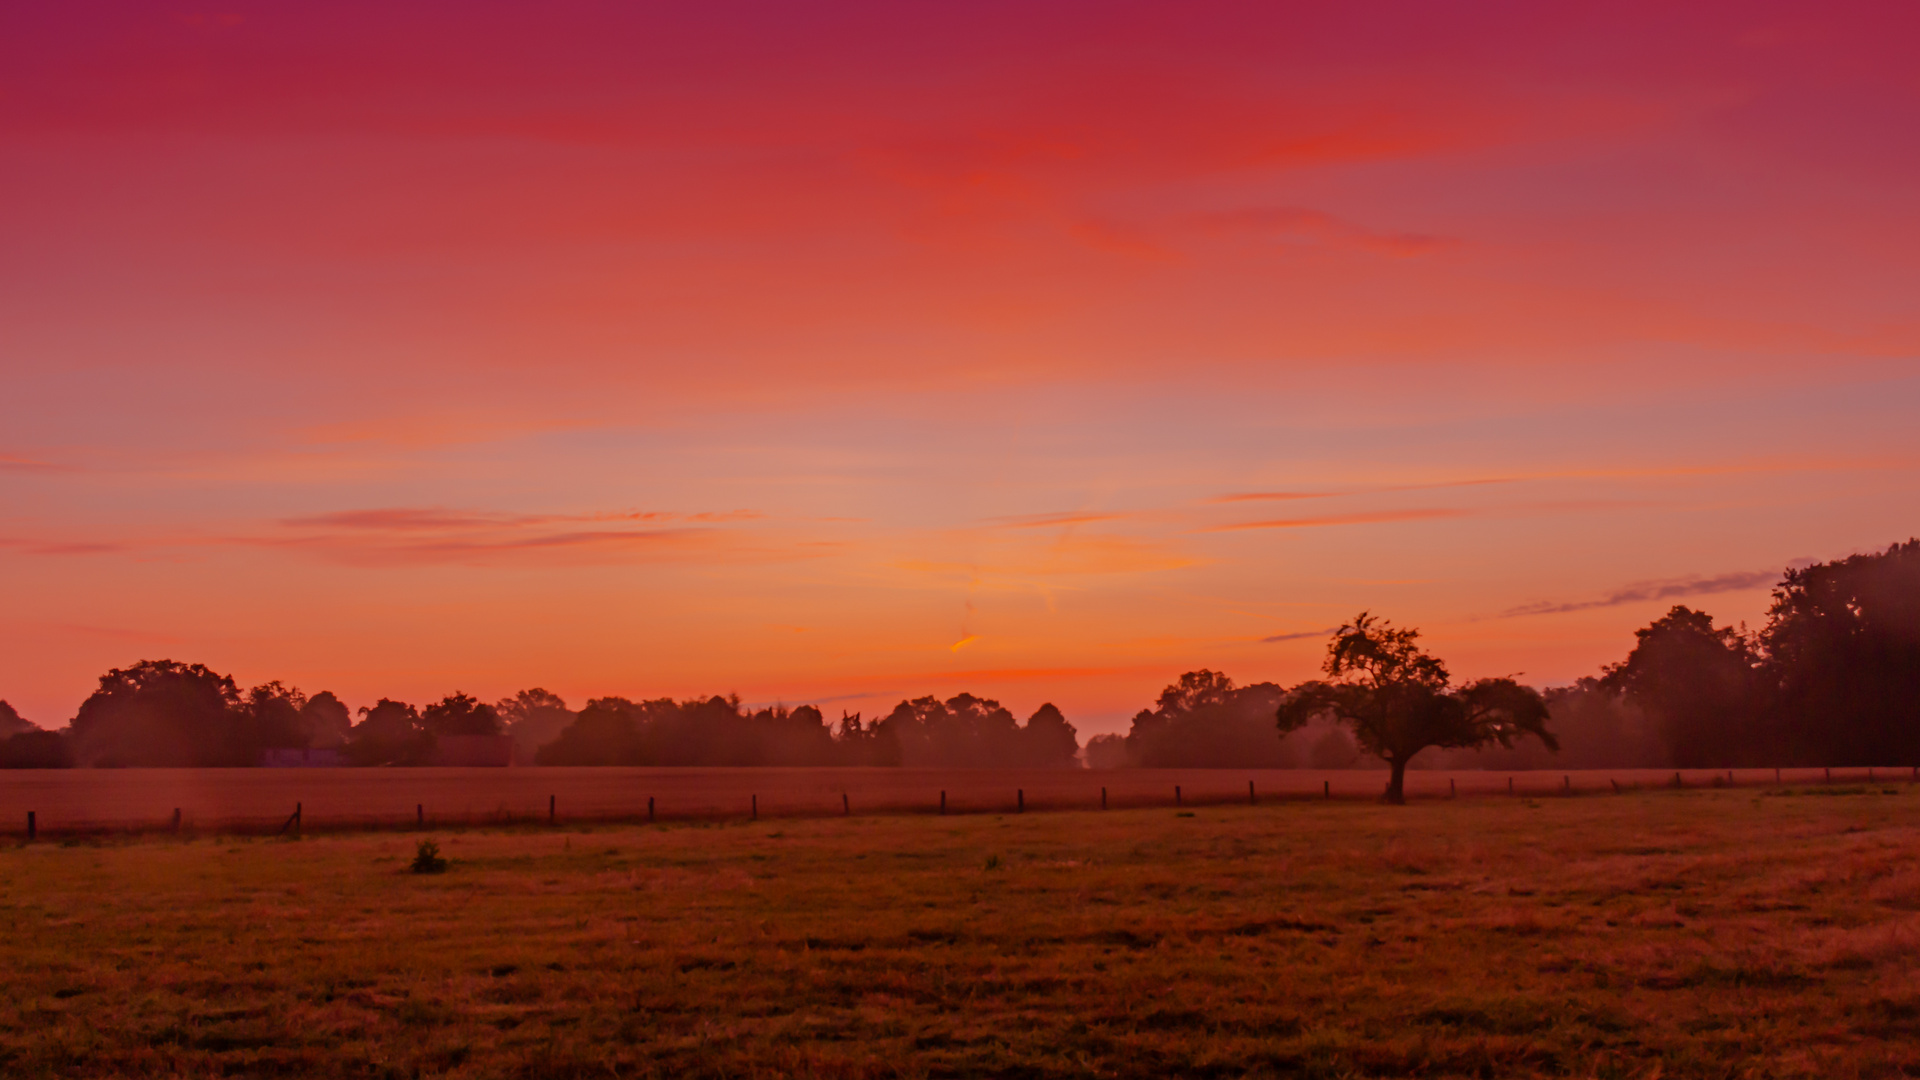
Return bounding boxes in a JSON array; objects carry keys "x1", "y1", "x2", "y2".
[{"x1": 3, "y1": 0, "x2": 1918, "y2": 734}]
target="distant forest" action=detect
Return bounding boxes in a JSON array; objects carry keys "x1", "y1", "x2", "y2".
[{"x1": 3, "y1": 539, "x2": 1916, "y2": 770}]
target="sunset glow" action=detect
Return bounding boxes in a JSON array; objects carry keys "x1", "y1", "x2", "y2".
[{"x1": 4, "y1": 1, "x2": 1918, "y2": 730}]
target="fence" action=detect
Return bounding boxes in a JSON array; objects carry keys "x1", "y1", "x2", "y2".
[{"x1": 5, "y1": 766, "x2": 1912, "y2": 839}]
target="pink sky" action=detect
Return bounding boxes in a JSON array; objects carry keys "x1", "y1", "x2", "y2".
[{"x1": 3, "y1": 1, "x2": 1918, "y2": 733}]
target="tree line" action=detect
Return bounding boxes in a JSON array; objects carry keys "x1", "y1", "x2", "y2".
[
  {"x1": 3, "y1": 539, "x2": 1913, "y2": 775},
  {"x1": 0, "y1": 671, "x2": 1083, "y2": 770},
  {"x1": 1088, "y1": 539, "x2": 1920, "y2": 777}
]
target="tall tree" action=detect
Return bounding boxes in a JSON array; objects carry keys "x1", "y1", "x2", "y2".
[
  {"x1": 1280, "y1": 614, "x2": 1556, "y2": 804},
  {"x1": 1127, "y1": 670, "x2": 1288, "y2": 767},
  {"x1": 69, "y1": 660, "x2": 247, "y2": 766},
  {"x1": 347, "y1": 698, "x2": 426, "y2": 766},
  {"x1": 1019, "y1": 703, "x2": 1080, "y2": 767},
  {"x1": 301, "y1": 691, "x2": 353, "y2": 748},
  {"x1": 536, "y1": 698, "x2": 642, "y2": 765},
  {"x1": 0, "y1": 700, "x2": 37, "y2": 737},
  {"x1": 495, "y1": 688, "x2": 575, "y2": 759},
  {"x1": 421, "y1": 692, "x2": 503, "y2": 737},
  {"x1": 1761, "y1": 539, "x2": 1920, "y2": 766},
  {"x1": 1601, "y1": 606, "x2": 1762, "y2": 767},
  {"x1": 244, "y1": 681, "x2": 310, "y2": 751}
]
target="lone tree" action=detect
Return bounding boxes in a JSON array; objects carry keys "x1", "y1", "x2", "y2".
[{"x1": 1279, "y1": 613, "x2": 1557, "y2": 804}]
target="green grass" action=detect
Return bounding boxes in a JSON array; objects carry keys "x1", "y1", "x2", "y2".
[{"x1": 4, "y1": 789, "x2": 1920, "y2": 1077}]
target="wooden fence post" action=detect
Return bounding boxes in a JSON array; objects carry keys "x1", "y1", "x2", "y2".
[
  {"x1": 417, "y1": 804, "x2": 424, "y2": 828},
  {"x1": 26, "y1": 811, "x2": 34, "y2": 841},
  {"x1": 1563, "y1": 775, "x2": 1571, "y2": 794},
  {"x1": 1175, "y1": 785, "x2": 1182, "y2": 807},
  {"x1": 940, "y1": 790, "x2": 946, "y2": 815},
  {"x1": 1449, "y1": 778, "x2": 1456, "y2": 798},
  {"x1": 751, "y1": 794, "x2": 758, "y2": 821},
  {"x1": 549, "y1": 795, "x2": 555, "y2": 825},
  {"x1": 648, "y1": 796, "x2": 655, "y2": 823},
  {"x1": 1249, "y1": 780, "x2": 1256, "y2": 806},
  {"x1": 1508, "y1": 776, "x2": 1514, "y2": 795},
  {"x1": 1101, "y1": 786, "x2": 1107, "y2": 810},
  {"x1": 842, "y1": 793, "x2": 850, "y2": 816},
  {"x1": 1323, "y1": 780, "x2": 1329, "y2": 800},
  {"x1": 1017, "y1": 789, "x2": 1024, "y2": 813}
]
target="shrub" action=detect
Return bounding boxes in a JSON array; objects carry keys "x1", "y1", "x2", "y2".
[{"x1": 411, "y1": 840, "x2": 448, "y2": 874}]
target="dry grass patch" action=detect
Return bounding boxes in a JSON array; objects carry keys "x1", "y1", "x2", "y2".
[{"x1": 2, "y1": 789, "x2": 1920, "y2": 1076}]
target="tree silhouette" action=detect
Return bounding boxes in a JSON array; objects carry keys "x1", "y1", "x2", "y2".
[
  {"x1": 245, "y1": 681, "x2": 310, "y2": 751},
  {"x1": 1762, "y1": 539, "x2": 1920, "y2": 766},
  {"x1": 421, "y1": 692, "x2": 502, "y2": 737},
  {"x1": 301, "y1": 691, "x2": 353, "y2": 748},
  {"x1": 0, "y1": 700, "x2": 36, "y2": 737},
  {"x1": 1601, "y1": 606, "x2": 1761, "y2": 767},
  {"x1": 536, "y1": 698, "x2": 643, "y2": 765},
  {"x1": 1280, "y1": 614, "x2": 1556, "y2": 804},
  {"x1": 0, "y1": 729, "x2": 71, "y2": 768},
  {"x1": 0, "y1": 700, "x2": 63, "y2": 768},
  {"x1": 69, "y1": 660, "x2": 247, "y2": 766},
  {"x1": 495, "y1": 688, "x2": 574, "y2": 759},
  {"x1": 347, "y1": 698, "x2": 426, "y2": 765},
  {"x1": 1019, "y1": 703, "x2": 1080, "y2": 767},
  {"x1": 1127, "y1": 670, "x2": 1288, "y2": 767}
]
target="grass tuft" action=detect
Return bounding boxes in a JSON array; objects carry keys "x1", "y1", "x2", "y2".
[{"x1": 409, "y1": 839, "x2": 448, "y2": 874}]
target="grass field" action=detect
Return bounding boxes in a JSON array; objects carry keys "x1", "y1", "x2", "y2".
[
  {"x1": 5, "y1": 787, "x2": 1920, "y2": 1078},
  {"x1": 1, "y1": 766, "x2": 1898, "y2": 833}
]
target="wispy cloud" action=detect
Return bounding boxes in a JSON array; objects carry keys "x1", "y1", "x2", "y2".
[
  {"x1": 2, "y1": 505, "x2": 780, "y2": 568},
  {"x1": 983, "y1": 510, "x2": 1133, "y2": 529},
  {"x1": 1204, "y1": 508, "x2": 1471, "y2": 532},
  {"x1": 255, "y1": 506, "x2": 771, "y2": 567},
  {"x1": 0, "y1": 538, "x2": 128, "y2": 556},
  {"x1": 1209, "y1": 477, "x2": 1526, "y2": 504},
  {"x1": 0, "y1": 454, "x2": 77, "y2": 473},
  {"x1": 281, "y1": 507, "x2": 761, "y2": 531},
  {"x1": 897, "y1": 528, "x2": 1199, "y2": 579},
  {"x1": 1208, "y1": 457, "x2": 1920, "y2": 507},
  {"x1": 1499, "y1": 570, "x2": 1778, "y2": 618},
  {"x1": 1260, "y1": 626, "x2": 1339, "y2": 643},
  {"x1": 299, "y1": 415, "x2": 607, "y2": 449}
]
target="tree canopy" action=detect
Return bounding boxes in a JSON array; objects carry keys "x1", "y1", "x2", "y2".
[
  {"x1": 1124, "y1": 670, "x2": 1289, "y2": 767},
  {"x1": 1279, "y1": 613, "x2": 1557, "y2": 803},
  {"x1": 1762, "y1": 539, "x2": 1920, "y2": 766}
]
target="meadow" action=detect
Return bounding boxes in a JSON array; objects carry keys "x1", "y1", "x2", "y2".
[
  {"x1": 5, "y1": 784, "x2": 1920, "y2": 1077},
  {"x1": 0, "y1": 766, "x2": 1893, "y2": 834}
]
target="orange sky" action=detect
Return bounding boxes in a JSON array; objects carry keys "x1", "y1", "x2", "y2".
[{"x1": 3, "y1": 1, "x2": 1918, "y2": 733}]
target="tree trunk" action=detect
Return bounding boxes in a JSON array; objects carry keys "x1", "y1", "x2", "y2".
[{"x1": 1384, "y1": 757, "x2": 1408, "y2": 805}]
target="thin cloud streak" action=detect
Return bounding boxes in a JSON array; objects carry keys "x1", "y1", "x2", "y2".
[
  {"x1": 1208, "y1": 478, "x2": 1522, "y2": 503},
  {"x1": 1206, "y1": 457, "x2": 1919, "y2": 506},
  {"x1": 1204, "y1": 508, "x2": 1471, "y2": 532},
  {"x1": 0, "y1": 538, "x2": 129, "y2": 556},
  {"x1": 0, "y1": 454, "x2": 77, "y2": 473},
  {"x1": 984, "y1": 511, "x2": 1133, "y2": 529},
  {"x1": 1499, "y1": 570, "x2": 1779, "y2": 618},
  {"x1": 282, "y1": 507, "x2": 762, "y2": 531},
  {"x1": 1260, "y1": 626, "x2": 1339, "y2": 643}
]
